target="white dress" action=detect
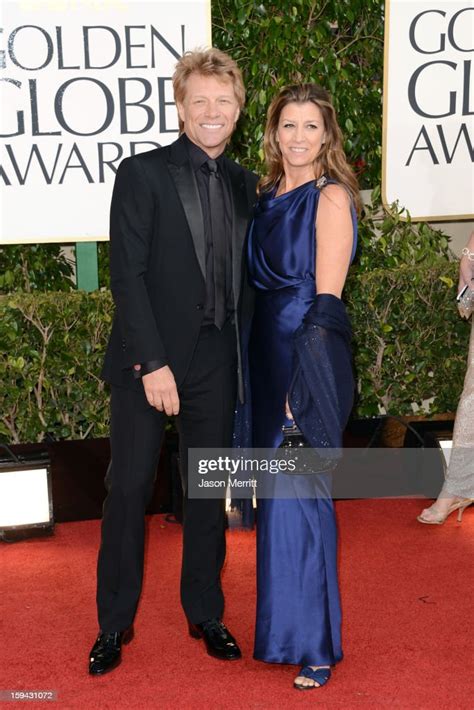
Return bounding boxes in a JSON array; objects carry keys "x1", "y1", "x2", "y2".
[{"x1": 442, "y1": 316, "x2": 474, "y2": 498}]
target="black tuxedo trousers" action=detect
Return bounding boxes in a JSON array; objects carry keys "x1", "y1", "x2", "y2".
[{"x1": 97, "y1": 320, "x2": 237, "y2": 632}]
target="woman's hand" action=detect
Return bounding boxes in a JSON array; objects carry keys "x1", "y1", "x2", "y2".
[
  {"x1": 285, "y1": 395, "x2": 294, "y2": 421},
  {"x1": 458, "y1": 231, "x2": 474, "y2": 292}
]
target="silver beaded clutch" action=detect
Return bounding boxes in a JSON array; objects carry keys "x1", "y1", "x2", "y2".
[{"x1": 457, "y1": 284, "x2": 474, "y2": 319}]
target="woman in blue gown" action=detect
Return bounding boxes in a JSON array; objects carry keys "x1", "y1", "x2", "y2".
[{"x1": 247, "y1": 84, "x2": 360, "y2": 690}]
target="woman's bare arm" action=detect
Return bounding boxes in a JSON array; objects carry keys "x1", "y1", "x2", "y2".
[{"x1": 315, "y1": 184, "x2": 354, "y2": 297}]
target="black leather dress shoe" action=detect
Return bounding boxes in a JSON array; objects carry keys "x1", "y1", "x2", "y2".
[
  {"x1": 188, "y1": 619, "x2": 242, "y2": 661},
  {"x1": 88, "y1": 627, "x2": 134, "y2": 675}
]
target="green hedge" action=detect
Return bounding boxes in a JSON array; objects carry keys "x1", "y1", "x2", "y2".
[
  {"x1": 0, "y1": 292, "x2": 111, "y2": 443},
  {"x1": 1, "y1": 261, "x2": 469, "y2": 444},
  {"x1": 345, "y1": 262, "x2": 470, "y2": 417}
]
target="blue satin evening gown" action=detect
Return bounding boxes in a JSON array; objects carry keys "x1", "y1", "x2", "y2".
[{"x1": 247, "y1": 178, "x2": 357, "y2": 666}]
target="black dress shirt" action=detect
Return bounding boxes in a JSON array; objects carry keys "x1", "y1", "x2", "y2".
[
  {"x1": 134, "y1": 133, "x2": 233, "y2": 379},
  {"x1": 183, "y1": 133, "x2": 233, "y2": 325}
]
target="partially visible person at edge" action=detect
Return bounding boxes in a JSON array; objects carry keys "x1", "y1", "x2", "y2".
[
  {"x1": 418, "y1": 230, "x2": 474, "y2": 525},
  {"x1": 88, "y1": 47, "x2": 258, "y2": 675},
  {"x1": 242, "y1": 83, "x2": 360, "y2": 690}
]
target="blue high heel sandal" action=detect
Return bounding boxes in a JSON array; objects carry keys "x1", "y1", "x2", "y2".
[{"x1": 294, "y1": 665, "x2": 331, "y2": 690}]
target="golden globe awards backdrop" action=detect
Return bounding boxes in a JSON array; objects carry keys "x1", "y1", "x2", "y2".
[
  {"x1": 383, "y1": 0, "x2": 474, "y2": 221},
  {"x1": 0, "y1": 0, "x2": 211, "y2": 244}
]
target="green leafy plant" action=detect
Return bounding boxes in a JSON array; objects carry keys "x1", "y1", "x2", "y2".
[
  {"x1": 97, "y1": 242, "x2": 110, "y2": 289},
  {"x1": 345, "y1": 260, "x2": 469, "y2": 417},
  {"x1": 213, "y1": 0, "x2": 384, "y2": 187},
  {"x1": 356, "y1": 186, "x2": 453, "y2": 272},
  {"x1": 0, "y1": 292, "x2": 112, "y2": 443},
  {"x1": 0, "y1": 244, "x2": 75, "y2": 294},
  {"x1": 344, "y1": 188, "x2": 468, "y2": 416}
]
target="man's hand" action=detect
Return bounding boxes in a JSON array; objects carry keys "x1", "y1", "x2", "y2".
[{"x1": 139, "y1": 365, "x2": 180, "y2": 415}]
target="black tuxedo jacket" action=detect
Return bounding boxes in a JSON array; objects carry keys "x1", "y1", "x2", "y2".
[{"x1": 101, "y1": 134, "x2": 258, "y2": 401}]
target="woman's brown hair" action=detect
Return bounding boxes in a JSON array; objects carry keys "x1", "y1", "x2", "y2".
[{"x1": 259, "y1": 83, "x2": 361, "y2": 212}]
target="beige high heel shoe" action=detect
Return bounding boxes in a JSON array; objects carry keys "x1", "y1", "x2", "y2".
[{"x1": 417, "y1": 498, "x2": 474, "y2": 525}]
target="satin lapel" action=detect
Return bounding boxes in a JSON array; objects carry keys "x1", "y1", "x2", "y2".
[
  {"x1": 167, "y1": 150, "x2": 206, "y2": 281},
  {"x1": 226, "y1": 161, "x2": 250, "y2": 305}
]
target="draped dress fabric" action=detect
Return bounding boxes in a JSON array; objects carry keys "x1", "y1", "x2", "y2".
[{"x1": 247, "y1": 179, "x2": 357, "y2": 666}]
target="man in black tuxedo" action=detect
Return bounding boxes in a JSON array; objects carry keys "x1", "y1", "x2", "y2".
[{"x1": 88, "y1": 48, "x2": 258, "y2": 675}]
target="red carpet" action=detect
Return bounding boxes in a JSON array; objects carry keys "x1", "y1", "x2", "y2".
[{"x1": 1, "y1": 500, "x2": 473, "y2": 709}]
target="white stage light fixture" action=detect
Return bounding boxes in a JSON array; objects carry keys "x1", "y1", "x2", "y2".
[{"x1": 0, "y1": 448, "x2": 54, "y2": 542}]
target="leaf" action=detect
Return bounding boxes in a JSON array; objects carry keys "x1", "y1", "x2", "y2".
[
  {"x1": 439, "y1": 276, "x2": 454, "y2": 288},
  {"x1": 237, "y1": 7, "x2": 247, "y2": 25}
]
